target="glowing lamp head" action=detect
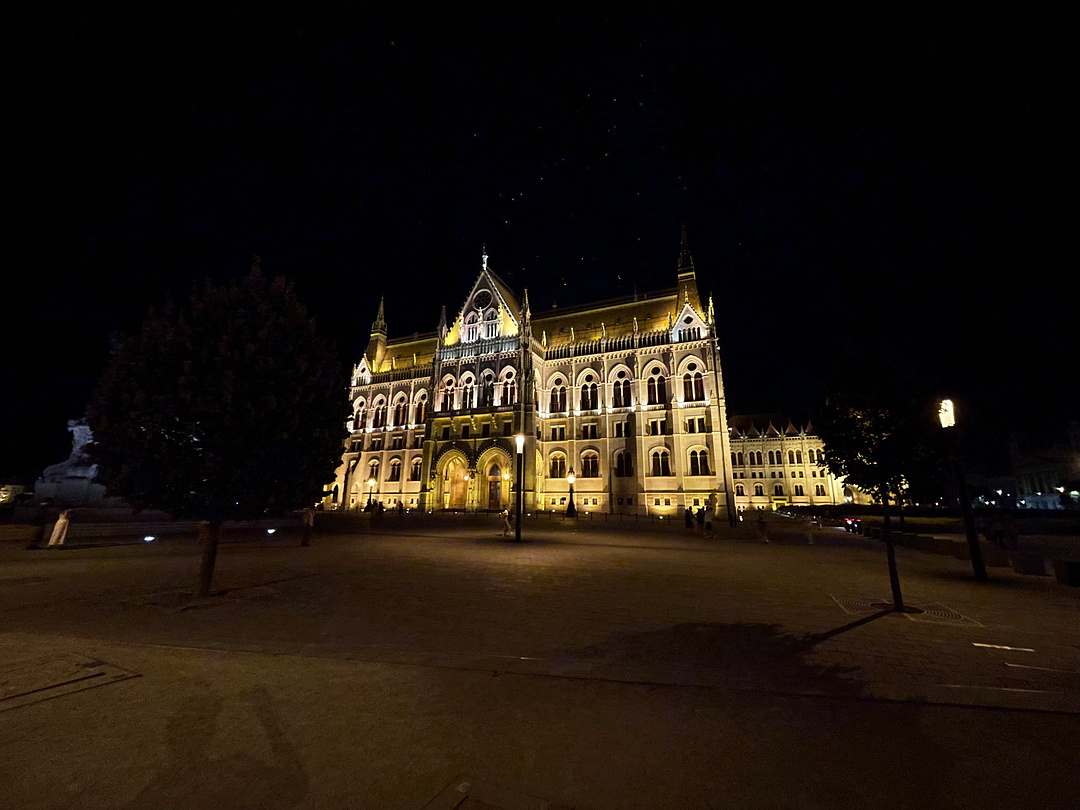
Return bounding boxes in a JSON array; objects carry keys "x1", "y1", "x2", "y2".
[
  {"x1": 938, "y1": 399, "x2": 956, "y2": 429},
  {"x1": 367, "y1": 477, "x2": 376, "y2": 488},
  {"x1": 515, "y1": 433, "x2": 525, "y2": 453},
  {"x1": 567, "y1": 469, "x2": 576, "y2": 486}
]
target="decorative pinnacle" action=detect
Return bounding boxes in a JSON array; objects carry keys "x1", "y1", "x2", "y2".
[{"x1": 482, "y1": 244, "x2": 488, "y2": 272}]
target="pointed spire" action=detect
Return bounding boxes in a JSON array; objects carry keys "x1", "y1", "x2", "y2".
[
  {"x1": 707, "y1": 294, "x2": 715, "y2": 325},
  {"x1": 678, "y1": 225, "x2": 694, "y2": 272},
  {"x1": 482, "y1": 244, "x2": 488, "y2": 272},
  {"x1": 523, "y1": 287, "x2": 531, "y2": 320},
  {"x1": 668, "y1": 311, "x2": 673, "y2": 329},
  {"x1": 676, "y1": 227, "x2": 702, "y2": 315},
  {"x1": 371, "y1": 296, "x2": 386, "y2": 335},
  {"x1": 601, "y1": 322, "x2": 607, "y2": 340},
  {"x1": 542, "y1": 330, "x2": 547, "y2": 347}
]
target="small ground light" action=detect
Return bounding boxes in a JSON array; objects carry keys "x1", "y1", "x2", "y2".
[
  {"x1": 266, "y1": 528, "x2": 276, "y2": 534},
  {"x1": 143, "y1": 535, "x2": 155, "y2": 543}
]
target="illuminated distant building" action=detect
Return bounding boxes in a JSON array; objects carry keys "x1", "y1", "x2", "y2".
[{"x1": 329, "y1": 233, "x2": 844, "y2": 518}]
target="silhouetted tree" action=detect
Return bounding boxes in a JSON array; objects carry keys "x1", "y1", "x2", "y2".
[
  {"x1": 87, "y1": 263, "x2": 346, "y2": 597},
  {"x1": 816, "y1": 386, "x2": 938, "y2": 611}
]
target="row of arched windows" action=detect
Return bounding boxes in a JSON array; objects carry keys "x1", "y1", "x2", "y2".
[
  {"x1": 462, "y1": 308, "x2": 500, "y2": 342},
  {"x1": 544, "y1": 369, "x2": 707, "y2": 412},
  {"x1": 543, "y1": 449, "x2": 709, "y2": 479},
  {"x1": 366, "y1": 457, "x2": 424, "y2": 483},
  {"x1": 730, "y1": 449, "x2": 821, "y2": 466},
  {"x1": 354, "y1": 394, "x2": 429, "y2": 431},
  {"x1": 735, "y1": 483, "x2": 815, "y2": 497},
  {"x1": 439, "y1": 373, "x2": 517, "y2": 411}
]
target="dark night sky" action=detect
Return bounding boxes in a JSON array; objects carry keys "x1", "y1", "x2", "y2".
[{"x1": 3, "y1": 3, "x2": 1075, "y2": 481}]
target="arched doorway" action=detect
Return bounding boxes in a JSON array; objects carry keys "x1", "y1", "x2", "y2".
[
  {"x1": 486, "y1": 464, "x2": 505, "y2": 511},
  {"x1": 441, "y1": 456, "x2": 468, "y2": 509}
]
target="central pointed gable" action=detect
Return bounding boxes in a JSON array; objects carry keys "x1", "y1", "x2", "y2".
[{"x1": 445, "y1": 252, "x2": 521, "y2": 346}]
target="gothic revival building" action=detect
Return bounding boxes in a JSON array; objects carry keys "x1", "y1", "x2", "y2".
[
  {"x1": 727, "y1": 415, "x2": 845, "y2": 510},
  {"x1": 330, "y1": 235, "x2": 841, "y2": 519}
]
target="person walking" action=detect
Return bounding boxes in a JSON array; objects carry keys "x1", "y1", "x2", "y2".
[
  {"x1": 501, "y1": 508, "x2": 513, "y2": 538},
  {"x1": 684, "y1": 507, "x2": 695, "y2": 531},
  {"x1": 696, "y1": 507, "x2": 705, "y2": 534},
  {"x1": 47, "y1": 509, "x2": 71, "y2": 548},
  {"x1": 756, "y1": 510, "x2": 769, "y2": 543},
  {"x1": 300, "y1": 507, "x2": 314, "y2": 547}
]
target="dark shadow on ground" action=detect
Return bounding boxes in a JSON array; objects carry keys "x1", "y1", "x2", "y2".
[{"x1": 542, "y1": 620, "x2": 870, "y2": 697}]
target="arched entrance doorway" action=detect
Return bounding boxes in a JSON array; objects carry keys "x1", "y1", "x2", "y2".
[
  {"x1": 486, "y1": 464, "x2": 505, "y2": 511},
  {"x1": 441, "y1": 456, "x2": 468, "y2": 509}
]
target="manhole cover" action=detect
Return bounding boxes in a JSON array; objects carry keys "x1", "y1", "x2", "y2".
[
  {"x1": 905, "y1": 603, "x2": 982, "y2": 626},
  {"x1": 831, "y1": 595, "x2": 981, "y2": 626},
  {"x1": 1, "y1": 653, "x2": 139, "y2": 712}
]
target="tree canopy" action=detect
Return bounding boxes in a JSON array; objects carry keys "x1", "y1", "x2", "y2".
[{"x1": 87, "y1": 267, "x2": 346, "y2": 523}]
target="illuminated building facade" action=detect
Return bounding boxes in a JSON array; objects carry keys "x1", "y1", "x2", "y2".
[
  {"x1": 331, "y1": 235, "x2": 843, "y2": 518},
  {"x1": 727, "y1": 415, "x2": 845, "y2": 511}
]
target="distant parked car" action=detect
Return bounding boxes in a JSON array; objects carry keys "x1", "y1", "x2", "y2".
[{"x1": 843, "y1": 517, "x2": 862, "y2": 533}]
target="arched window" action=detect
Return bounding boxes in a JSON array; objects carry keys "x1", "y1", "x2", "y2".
[
  {"x1": 767, "y1": 450, "x2": 775, "y2": 465},
  {"x1": 354, "y1": 405, "x2": 366, "y2": 431},
  {"x1": 736, "y1": 484, "x2": 745, "y2": 496},
  {"x1": 647, "y1": 368, "x2": 667, "y2": 405},
  {"x1": 736, "y1": 452, "x2": 744, "y2": 466},
  {"x1": 614, "y1": 451, "x2": 632, "y2": 477},
  {"x1": 442, "y1": 382, "x2": 455, "y2": 411},
  {"x1": 372, "y1": 402, "x2": 386, "y2": 428},
  {"x1": 731, "y1": 452, "x2": 738, "y2": 466},
  {"x1": 755, "y1": 451, "x2": 763, "y2": 466},
  {"x1": 682, "y1": 372, "x2": 704, "y2": 402},
  {"x1": 414, "y1": 394, "x2": 427, "y2": 424},
  {"x1": 368, "y1": 459, "x2": 380, "y2": 482},
  {"x1": 788, "y1": 450, "x2": 795, "y2": 464},
  {"x1": 774, "y1": 484, "x2": 784, "y2": 496},
  {"x1": 795, "y1": 484, "x2": 805, "y2": 496},
  {"x1": 462, "y1": 379, "x2": 475, "y2": 409},
  {"x1": 612, "y1": 374, "x2": 631, "y2": 408},
  {"x1": 410, "y1": 458, "x2": 423, "y2": 481},
  {"x1": 807, "y1": 449, "x2": 816, "y2": 463},
  {"x1": 549, "y1": 454, "x2": 567, "y2": 479},
  {"x1": 796, "y1": 450, "x2": 803, "y2": 464},
  {"x1": 580, "y1": 378, "x2": 598, "y2": 410},
  {"x1": 464, "y1": 312, "x2": 480, "y2": 342},
  {"x1": 650, "y1": 450, "x2": 671, "y2": 476},
  {"x1": 480, "y1": 374, "x2": 495, "y2": 407},
  {"x1": 388, "y1": 459, "x2": 402, "y2": 482},
  {"x1": 502, "y1": 371, "x2": 517, "y2": 406},
  {"x1": 550, "y1": 384, "x2": 566, "y2": 413},
  {"x1": 754, "y1": 483, "x2": 764, "y2": 496},
  {"x1": 689, "y1": 449, "x2": 710, "y2": 476},
  {"x1": 581, "y1": 451, "x2": 599, "y2": 478},
  {"x1": 483, "y1": 308, "x2": 499, "y2": 339},
  {"x1": 392, "y1": 399, "x2": 407, "y2": 427}
]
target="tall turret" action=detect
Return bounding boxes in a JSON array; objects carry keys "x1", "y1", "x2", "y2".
[
  {"x1": 367, "y1": 297, "x2": 387, "y2": 371},
  {"x1": 676, "y1": 226, "x2": 703, "y2": 315}
]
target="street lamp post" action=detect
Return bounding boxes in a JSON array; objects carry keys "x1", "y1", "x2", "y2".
[
  {"x1": 566, "y1": 468, "x2": 577, "y2": 518},
  {"x1": 940, "y1": 399, "x2": 988, "y2": 582},
  {"x1": 367, "y1": 476, "x2": 376, "y2": 509},
  {"x1": 515, "y1": 433, "x2": 525, "y2": 541}
]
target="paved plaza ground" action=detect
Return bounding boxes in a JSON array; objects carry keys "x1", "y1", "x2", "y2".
[{"x1": 1, "y1": 514, "x2": 1078, "y2": 808}]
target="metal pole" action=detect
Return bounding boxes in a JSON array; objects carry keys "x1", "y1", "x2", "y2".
[
  {"x1": 953, "y1": 458, "x2": 988, "y2": 581},
  {"x1": 515, "y1": 450, "x2": 523, "y2": 541}
]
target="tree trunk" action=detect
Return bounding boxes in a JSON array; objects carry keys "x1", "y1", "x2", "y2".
[
  {"x1": 197, "y1": 519, "x2": 222, "y2": 598},
  {"x1": 881, "y1": 491, "x2": 905, "y2": 611}
]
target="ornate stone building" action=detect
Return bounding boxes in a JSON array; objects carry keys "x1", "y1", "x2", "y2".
[
  {"x1": 727, "y1": 415, "x2": 845, "y2": 512},
  {"x1": 330, "y1": 235, "x2": 842, "y2": 519}
]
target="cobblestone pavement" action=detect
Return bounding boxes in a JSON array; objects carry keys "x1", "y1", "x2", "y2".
[{"x1": 1, "y1": 515, "x2": 1077, "y2": 808}]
